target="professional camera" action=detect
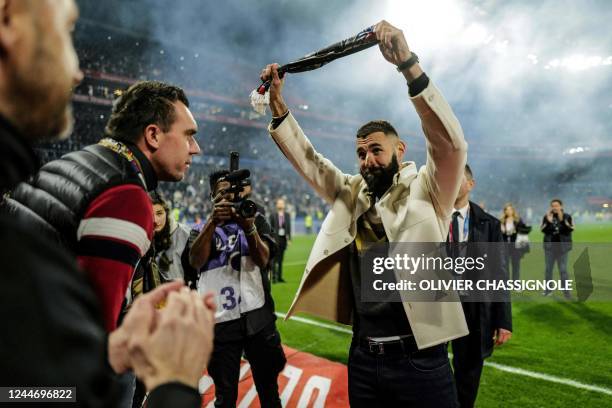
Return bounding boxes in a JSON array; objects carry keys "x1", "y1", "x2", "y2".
[{"x1": 219, "y1": 152, "x2": 258, "y2": 219}]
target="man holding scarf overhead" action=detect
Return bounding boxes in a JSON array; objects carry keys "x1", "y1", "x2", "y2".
[{"x1": 260, "y1": 20, "x2": 469, "y2": 407}]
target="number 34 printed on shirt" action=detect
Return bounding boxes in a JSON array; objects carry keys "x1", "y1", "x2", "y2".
[{"x1": 220, "y1": 286, "x2": 241, "y2": 310}]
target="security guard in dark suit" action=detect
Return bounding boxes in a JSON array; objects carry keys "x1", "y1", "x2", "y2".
[{"x1": 448, "y1": 165, "x2": 513, "y2": 408}]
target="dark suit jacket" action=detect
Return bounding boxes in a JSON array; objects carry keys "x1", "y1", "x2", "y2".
[
  {"x1": 464, "y1": 201, "x2": 513, "y2": 359},
  {"x1": 269, "y1": 211, "x2": 291, "y2": 249}
]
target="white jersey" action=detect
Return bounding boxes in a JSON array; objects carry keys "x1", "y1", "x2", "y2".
[{"x1": 196, "y1": 223, "x2": 265, "y2": 323}]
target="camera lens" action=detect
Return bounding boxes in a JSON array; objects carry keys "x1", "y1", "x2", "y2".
[{"x1": 239, "y1": 200, "x2": 257, "y2": 218}]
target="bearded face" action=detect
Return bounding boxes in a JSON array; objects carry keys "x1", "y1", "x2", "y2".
[
  {"x1": 360, "y1": 153, "x2": 400, "y2": 199},
  {"x1": 355, "y1": 128, "x2": 405, "y2": 200}
]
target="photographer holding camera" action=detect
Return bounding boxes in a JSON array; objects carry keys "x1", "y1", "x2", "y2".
[
  {"x1": 189, "y1": 160, "x2": 286, "y2": 408},
  {"x1": 541, "y1": 198, "x2": 574, "y2": 298}
]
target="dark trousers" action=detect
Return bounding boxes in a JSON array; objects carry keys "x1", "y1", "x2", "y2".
[
  {"x1": 208, "y1": 323, "x2": 286, "y2": 408},
  {"x1": 451, "y1": 334, "x2": 484, "y2": 408},
  {"x1": 272, "y1": 245, "x2": 287, "y2": 282},
  {"x1": 348, "y1": 340, "x2": 458, "y2": 408},
  {"x1": 506, "y1": 246, "x2": 522, "y2": 280},
  {"x1": 545, "y1": 249, "x2": 569, "y2": 283}
]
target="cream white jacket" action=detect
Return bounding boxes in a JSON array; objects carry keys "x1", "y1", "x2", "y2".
[{"x1": 268, "y1": 81, "x2": 469, "y2": 348}]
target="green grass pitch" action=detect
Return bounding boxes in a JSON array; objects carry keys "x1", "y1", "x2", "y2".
[{"x1": 271, "y1": 224, "x2": 612, "y2": 407}]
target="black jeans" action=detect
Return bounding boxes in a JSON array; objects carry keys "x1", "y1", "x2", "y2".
[
  {"x1": 348, "y1": 339, "x2": 458, "y2": 408},
  {"x1": 208, "y1": 323, "x2": 286, "y2": 408}
]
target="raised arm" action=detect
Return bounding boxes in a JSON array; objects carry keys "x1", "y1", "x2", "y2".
[
  {"x1": 189, "y1": 219, "x2": 216, "y2": 270},
  {"x1": 235, "y1": 212, "x2": 270, "y2": 270},
  {"x1": 189, "y1": 193, "x2": 231, "y2": 270},
  {"x1": 416, "y1": 84, "x2": 467, "y2": 218},
  {"x1": 378, "y1": 20, "x2": 467, "y2": 217},
  {"x1": 262, "y1": 64, "x2": 349, "y2": 205}
]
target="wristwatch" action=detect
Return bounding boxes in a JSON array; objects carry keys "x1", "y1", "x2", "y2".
[{"x1": 396, "y1": 52, "x2": 419, "y2": 72}]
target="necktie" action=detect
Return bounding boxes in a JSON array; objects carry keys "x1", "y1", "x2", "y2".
[
  {"x1": 451, "y1": 211, "x2": 461, "y2": 243},
  {"x1": 279, "y1": 213, "x2": 284, "y2": 227}
]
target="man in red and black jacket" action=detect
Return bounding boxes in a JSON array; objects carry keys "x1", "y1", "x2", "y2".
[{"x1": 5, "y1": 80, "x2": 201, "y2": 331}]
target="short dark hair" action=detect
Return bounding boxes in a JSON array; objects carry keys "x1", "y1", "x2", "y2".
[
  {"x1": 551, "y1": 198, "x2": 563, "y2": 206},
  {"x1": 209, "y1": 170, "x2": 229, "y2": 192},
  {"x1": 149, "y1": 191, "x2": 168, "y2": 208},
  {"x1": 465, "y1": 164, "x2": 473, "y2": 180},
  {"x1": 105, "y1": 81, "x2": 189, "y2": 143},
  {"x1": 356, "y1": 120, "x2": 398, "y2": 139}
]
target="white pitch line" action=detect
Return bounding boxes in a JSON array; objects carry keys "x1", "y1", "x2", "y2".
[
  {"x1": 276, "y1": 312, "x2": 352, "y2": 334},
  {"x1": 283, "y1": 260, "x2": 307, "y2": 267},
  {"x1": 482, "y1": 361, "x2": 612, "y2": 396},
  {"x1": 277, "y1": 312, "x2": 612, "y2": 396}
]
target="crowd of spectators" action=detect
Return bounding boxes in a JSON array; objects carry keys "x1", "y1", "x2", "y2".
[{"x1": 74, "y1": 23, "x2": 255, "y2": 100}]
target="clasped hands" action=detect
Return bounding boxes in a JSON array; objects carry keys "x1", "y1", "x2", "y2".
[{"x1": 108, "y1": 282, "x2": 216, "y2": 391}]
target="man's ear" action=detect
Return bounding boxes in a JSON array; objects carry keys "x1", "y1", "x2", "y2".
[
  {"x1": 468, "y1": 178, "x2": 476, "y2": 191},
  {"x1": 143, "y1": 124, "x2": 162, "y2": 150},
  {"x1": 396, "y1": 139, "x2": 406, "y2": 160},
  {"x1": 0, "y1": 0, "x2": 21, "y2": 57}
]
